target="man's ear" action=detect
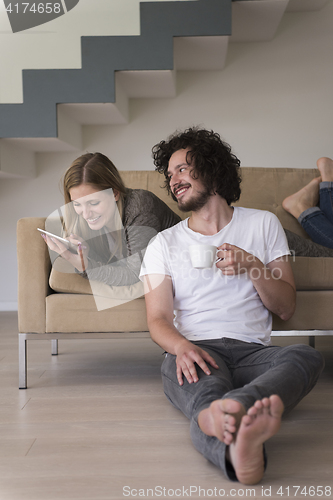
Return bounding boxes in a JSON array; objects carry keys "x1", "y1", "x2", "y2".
[{"x1": 190, "y1": 167, "x2": 198, "y2": 180}]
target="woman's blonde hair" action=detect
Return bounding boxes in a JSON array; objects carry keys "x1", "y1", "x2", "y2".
[{"x1": 62, "y1": 152, "x2": 127, "y2": 262}]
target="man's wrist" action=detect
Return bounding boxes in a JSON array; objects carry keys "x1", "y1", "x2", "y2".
[
  {"x1": 248, "y1": 257, "x2": 267, "y2": 281},
  {"x1": 174, "y1": 337, "x2": 190, "y2": 355}
]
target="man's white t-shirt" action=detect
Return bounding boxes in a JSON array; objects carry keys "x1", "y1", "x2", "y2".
[{"x1": 140, "y1": 207, "x2": 290, "y2": 346}]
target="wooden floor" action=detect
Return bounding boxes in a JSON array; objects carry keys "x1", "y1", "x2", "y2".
[{"x1": 1, "y1": 311, "x2": 333, "y2": 500}]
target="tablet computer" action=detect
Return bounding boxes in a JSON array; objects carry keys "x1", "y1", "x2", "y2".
[{"x1": 37, "y1": 228, "x2": 77, "y2": 251}]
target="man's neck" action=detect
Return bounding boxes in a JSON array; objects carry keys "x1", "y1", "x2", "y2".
[{"x1": 188, "y1": 195, "x2": 234, "y2": 235}]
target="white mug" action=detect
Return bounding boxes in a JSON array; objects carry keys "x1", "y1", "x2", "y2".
[{"x1": 189, "y1": 244, "x2": 218, "y2": 269}]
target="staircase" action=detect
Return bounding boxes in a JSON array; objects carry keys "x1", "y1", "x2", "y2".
[{"x1": 0, "y1": 0, "x2": 328, "y2": 178}]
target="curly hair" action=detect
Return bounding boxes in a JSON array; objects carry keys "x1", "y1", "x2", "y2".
[{"x1": 152, "y1": 127, "x2": 241, "y2": 205}]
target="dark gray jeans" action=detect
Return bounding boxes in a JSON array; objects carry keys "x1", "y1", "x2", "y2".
[{"x1": 161, "y1": 338, "x2": 324, "y2": 480}]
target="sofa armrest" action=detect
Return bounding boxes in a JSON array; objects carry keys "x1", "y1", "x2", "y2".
[{"x1": 17, "y1": 217, "x2": 51, "y2": 333}]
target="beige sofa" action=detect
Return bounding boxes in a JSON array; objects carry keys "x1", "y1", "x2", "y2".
[{"x1": 17, "y1": 168, "x2": 333, "y2": 388}]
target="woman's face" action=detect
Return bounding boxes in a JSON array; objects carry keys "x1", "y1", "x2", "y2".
[{"x1": 69, "y1": 183, "x2": 120, "y2": 231}]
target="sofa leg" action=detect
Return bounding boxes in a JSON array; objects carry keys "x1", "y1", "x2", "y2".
[
  {"x1": 309, "y1": 336, "x2": 315, "y2": 348},
  {"x1": 51, "y1": 339, "x2": 58, "y2": 356},
  {"x1": 19, "y1": 334, "x2": 27, "y2": 389}
]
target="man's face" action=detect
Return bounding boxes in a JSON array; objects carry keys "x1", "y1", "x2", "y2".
[{"x1": 167, "y1": 148, "x2": 211, "y2": 212}]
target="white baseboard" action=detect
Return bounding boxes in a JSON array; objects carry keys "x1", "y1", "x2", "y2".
[{"x1": 0, "y1": 302, "x2": 18, "y2": 311}]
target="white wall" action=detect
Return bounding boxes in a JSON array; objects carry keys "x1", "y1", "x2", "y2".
[{"x1": 0, "y1": 1, "x2": 333, "y2": 310}]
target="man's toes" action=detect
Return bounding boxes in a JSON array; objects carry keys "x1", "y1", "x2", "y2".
[
  {"x1": 259, "y1": 398, "x2": 271, "y2": 414},
  {"x1": 241, "y1": 414, "x2": 254, "y2": 427},
  {"x1": 268, "y1": 395, "x2": 284, "y2": 418},
  {"x1": 247, "y1": 405, "x2": 259, "y2": 417},
  {"x1": 248, "y1": 399, "x2": 265, "y2": 416},
  {"x1": 224, "y1": 413, "x2": 237, "y2": 428},
  {"x1": 223, "y1": 430, "x2": 234, "y2": 445}
]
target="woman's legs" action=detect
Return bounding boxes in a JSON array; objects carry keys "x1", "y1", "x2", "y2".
[
  {"x1": 317, "y1": 157, "x2": 333, "y2": 223},
  {"x1": 319, "y1": 182, "x2": 333, "y2": 224},
  {"x1": 282, "y1": 157, "x2": 333, "y2": 251},
  {"x1": 298, "y1": 202, "x2": 333, "y2": 249},
  {"x1": 282, "y1": 176, "x2": 321, "y2": 220}
]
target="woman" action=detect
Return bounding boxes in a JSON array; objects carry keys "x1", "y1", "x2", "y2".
[
  {"x1": 42, "y1": 152, "x2": 181, "y2": 286},
  {"x1": 283, "y1": 157, "x2": 333, "y2": 257}
]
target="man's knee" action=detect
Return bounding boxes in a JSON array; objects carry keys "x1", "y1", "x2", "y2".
[{"x1": 279, "y1": 344, "x2": 325, "y2": 375}]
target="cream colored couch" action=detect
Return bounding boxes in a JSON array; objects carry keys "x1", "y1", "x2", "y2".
[{"x1": 17, "y1": 168, "x2": 333, "y2": 388}]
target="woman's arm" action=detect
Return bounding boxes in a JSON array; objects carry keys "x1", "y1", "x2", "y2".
[{"x1": 42, "y1": 233, "x2": 88, "y2": 273}]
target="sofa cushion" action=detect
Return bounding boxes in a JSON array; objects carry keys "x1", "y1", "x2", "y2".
[
  {"x1": 273, "y1": 290, "x2": 333, "y2": 331},
  {"x1": 46, "y1": 290, "x2": 333, "y2": 334},
  {"x1": 50, "y1": 258, "x2": 92, "y2": 294},
  {"x1": 290, "y1": 257, "x2": 333, "y2": 290},
  {"x1": 46, "y1": 293, "x2": 148, "y2": 333}
]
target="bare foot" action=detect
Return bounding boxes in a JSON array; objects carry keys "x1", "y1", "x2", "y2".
[
  {"x1": 228, "y1": 395, "x2": 284, "y2": 485},
  {"x1": 317, "y1": 157, "x2": 333, "y2": 182},
  {"x1": 198, "y1": 398, "x2": 246, "y2": 445},
  {"x1": 282, "y1": 176, "x2": 321, "y2": 219}
]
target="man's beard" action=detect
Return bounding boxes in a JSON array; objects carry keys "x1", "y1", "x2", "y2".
[{"x1": 177, "y1": 187, "x2": 211, "y2": 212}]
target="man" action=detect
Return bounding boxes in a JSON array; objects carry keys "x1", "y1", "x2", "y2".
[{"x1": 140, "y1": 128, "x2": 324, "y2": 485}]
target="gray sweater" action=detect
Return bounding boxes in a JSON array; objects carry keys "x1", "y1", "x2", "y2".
[{"x1": 83, "y1": 189, "x2": 181, "y2": 286}]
